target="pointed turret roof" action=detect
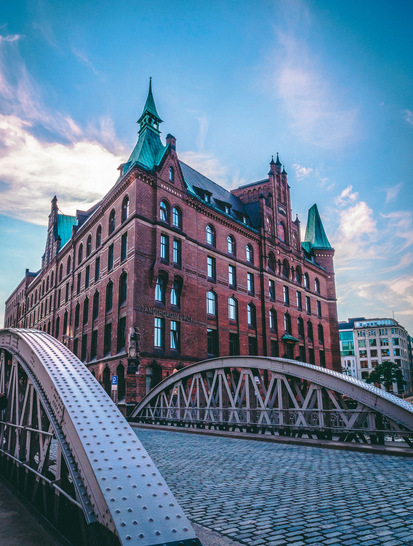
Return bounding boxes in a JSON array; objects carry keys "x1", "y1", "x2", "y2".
[
  {"x1": 275, "y1": 152, "x2": 282, "y2": 166},
  {"x1": 138, "y1": 77, "x2": 162, "y2": 124},
  {"x1": 122, "y1": 79, "x2": 167, "y2": 174},
  {"x1": 302, "y1": 204, "x2": 331, "y2": 251}
]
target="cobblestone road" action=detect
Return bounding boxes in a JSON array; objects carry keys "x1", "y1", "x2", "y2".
[{"x1": 135, "y1": 428, "x2": 413, "y2": 546}]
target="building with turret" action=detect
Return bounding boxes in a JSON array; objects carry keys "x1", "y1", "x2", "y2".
[{"x1": 4, "y1": 80, "x2": 341, "y2": 409}]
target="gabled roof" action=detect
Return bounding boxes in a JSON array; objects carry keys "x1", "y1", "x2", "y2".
[
  {"x1": 302, "y1": 203, "x2": 331, "y2": 252},
  {"x1": 179, "y1": 161, "x2": 256, "y2": 228},
  {"x1": 57, "y1": 214, "x2": 77, "y2": 247}
]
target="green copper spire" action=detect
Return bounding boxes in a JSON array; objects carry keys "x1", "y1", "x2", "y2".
[
  {"x1": 303, "y1": 204, "x2": 331, "y2": 251},
  {"x1": 137, "y1": 77, "x2": 163, "y2": 134},
  {"x1": 123, "y1": 79, "x2": 167, "y2": 173}
]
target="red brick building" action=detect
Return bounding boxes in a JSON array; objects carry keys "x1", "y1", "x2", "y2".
[{"x1": 4, "y1": 80, "x2": 341, "y2": 410}]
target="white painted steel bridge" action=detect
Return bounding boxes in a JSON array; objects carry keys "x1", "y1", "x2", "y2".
[
  {"x1": 0, "y1": 329, "x2": 201, "y2": 546},
  {"x1": 130, "y1": 357, "x2": 413, "y2": 448}
]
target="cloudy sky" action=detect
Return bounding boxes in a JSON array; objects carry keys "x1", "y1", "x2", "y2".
[{"x1": 0, "y1": 0, "x2": 412, "y2": 333}]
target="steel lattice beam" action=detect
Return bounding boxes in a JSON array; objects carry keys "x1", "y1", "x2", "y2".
[
  {"x1": 130, "y1": 357, "x2": 413, "y2": 446},
  {"x1": 0, "y1": 328, "x2": 200, "y2": 546}
]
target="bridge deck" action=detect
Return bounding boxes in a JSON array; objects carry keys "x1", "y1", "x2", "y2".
[{"x1": 136, "y1": 427, "x2": 413, "y2": 545}]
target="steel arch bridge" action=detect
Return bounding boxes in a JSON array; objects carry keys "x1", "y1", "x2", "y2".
[
  {"x1": 130, "y1": 357, "x2": 413, "y2": 448},
  {"x1": 0, "y1": 329, "x2": 201, "y2": 546}
]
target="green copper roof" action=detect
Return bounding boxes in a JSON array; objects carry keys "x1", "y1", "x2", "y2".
[
  {"x1": 138, "y1": 78, "x2": 162, "y2": 124},
  {"x1": 282, "y1": 333, "x2": 299, "y2": 342},
  {"x1": 57, "y1": 214, "x2": 77, "y2": 248},
  {"x1": 125, "y1": 129, "x2": 167, "y2": 172},
  {"x1": 303, "y1": 203, "x2": 331, "y2": 251},
  {"x1": 124, "y1": 79, "x2": 167, "y2": 173}
]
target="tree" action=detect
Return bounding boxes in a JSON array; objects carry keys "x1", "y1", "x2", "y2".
[{"x1": 365, "y1": 360, "x2": 406, "y2": 393}]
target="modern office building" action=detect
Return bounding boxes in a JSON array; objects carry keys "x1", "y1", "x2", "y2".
[
  {"x1": 339, "y1": 317, "x2": 412, "y2": 393},
  {"x1": 4, "y1": 81, "x2": 341, "y2": 407}
]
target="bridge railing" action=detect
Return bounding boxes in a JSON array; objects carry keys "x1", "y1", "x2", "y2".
[{"x1": 131, "y1": 357, "x2": 413, "y2": 448}]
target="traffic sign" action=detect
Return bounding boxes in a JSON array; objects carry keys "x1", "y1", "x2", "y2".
[{"x1": 112, "y1": 375, "x2": 118, "y2": 390}]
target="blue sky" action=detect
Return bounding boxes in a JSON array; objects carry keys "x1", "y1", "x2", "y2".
[{"x1": 0, "y1": 0, "x2": 412, "y2": 333}]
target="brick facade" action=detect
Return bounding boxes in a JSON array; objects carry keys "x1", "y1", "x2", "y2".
[{"x1": 4, "y1": 83, "x2": 341, "y2": 410}]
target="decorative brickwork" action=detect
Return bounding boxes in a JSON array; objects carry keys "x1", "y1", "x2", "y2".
[{"x1": 4, "y1": 82, "x2": 341, "y2": 409}]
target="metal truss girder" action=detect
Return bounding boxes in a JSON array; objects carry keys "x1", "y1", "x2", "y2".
[
  {"x1": 0, "y1": 329, "x2": 199, "y2": 546},
  {"x1": 131, "y1": 356, "x2": 413, "y2": 434}
]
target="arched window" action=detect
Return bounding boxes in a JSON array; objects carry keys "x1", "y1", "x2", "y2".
[
  {"x1": 247, "y1": 303, "x2": 256, "y2": 327},
  {"x1": 46, "y1": 277, "x2": 49, "y2": 292},
  {"x1": 269, "y1": 309, "x2": 277, "y2": 331},
  {"x1": 171, "y1": 277, "x2": 182, "y2": 308},
  {"x1": 307, "y1": 321, "x2": 313, "y2": 342},
  {"x1": 78, "y1": 244, "x2": 83, "y2": 265},
  {"x1": 105, "y1": 281, "x2": 113, "y2": 312},
  {"x1": 304, "y1": 273, "x2": 310, "y2": 289},
  {"x1": 84, "y1": 235, "x2": 91, "y2": 258},
  {"x1": 122, "y1": 196, "x2": 129, "y2": 223},
  {"x1": 228, "y1": 297, "x2": 237, "y2": 321},
  {"x1": 246, "y1": 244, "x2": 253, "y2": 264},
  {"x1": 284, "y1": 313, "x2": 291, "y2": 334},
  {"x1": 266, "y1": 215, "x2": 273, "y2": 235},
  {"x1": 96, "y1": 225, "x2": 102, "y2": 248},
  {"x1": 74, "y1": 302, "x2": 80, "y2": 329},
  {"x1": 295, "y1": 266, "x2": 302, "y2": 284},
  {"x1": 278, "y1": 221, "x2": 286, "y2": 242},
  {"x1": 155, "y1": 275, "x2": 166, "y2": 304},
  {"x1": 297, "y1": 317, "x2": 304, "y2": 338},
  {"x1": 318, "y1": 324, "x2": 324, "y2": 345},
  {"x1": 160, "y1": 200, "x2": 169, "y2": 223},
  {"x1": 169, "y1": 166, "x2": 174, "y2": 183},
  {"x1": 55, "y1": 316, "x2": 60, "y2": 339},
  {"x1": 93, "y1": 291, "x2": 99, "y2": 321},
  {"x1": 206, "y1": 291, "x2": 217, "y2": 316},
  {"x1": 117, "y1": 363, "x2": 126, "y2": 400},
  {"x1": 83, "y1": 297, "x2": 89, "y2": 325},
  {"x1": 206, "y1": 225, "x2": 215, "y2": 246},
  {"x1": 268, "y1": 252, "x2": 276, "y2": 272},
  {"x1": 50, "y1": 271, "x2": 54, "y2": 287},
  {"x1": 119, "y1": 273, "x2": 127, "y2": 306},
  {"x1": 315, "y1": 278, "x2": 320, "y2": 294},
  {"x1": 103, "y1": 367, "x2": 111, "y2": 394},
  {"x1": 227, "y1": 235, "x2": 236, "y2": 255},
  {"x1": 172, "y1": 206, "x2": 182, "y2": 229},
  {"x1": 59, "y1": 264, "x2": 63, "y2": 282},
  {"x1": 63, "y1": 311, "x2": 68, "y2": 337},
  {"x1": 282, "y1": 259, "x2": 289, "y2": 278},
  {"x1": 109, "y1": 209, "x2": 116, "y2": 234}
]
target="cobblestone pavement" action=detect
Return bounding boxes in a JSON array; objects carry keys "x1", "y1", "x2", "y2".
[{"x1": 135, "y1": 428, "x2": 413, "y2": 546}]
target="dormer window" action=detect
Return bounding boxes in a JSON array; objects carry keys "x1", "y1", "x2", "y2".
[
  {"x1": 205, "y1": 194, "x2": 211, "y2": 204},
  {"x1": 225, "y1": 204, "x2": 230, "y2": 214},
  {"x1": 243, "y1": 216, "x2": 247, "y2": 224}
]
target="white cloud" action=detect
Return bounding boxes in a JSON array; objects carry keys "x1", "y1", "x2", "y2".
[
  {"x1": 335, "y1": 185, "x2": 359, "y2": 206},
  {"x1": 264, "y1": 17, "x2": 358, "y2": 149},
  {"x1": 292, "y1": 163, "x2": 313, "y2": 179},
  {"x1": 384, "y1": 182, "x2": 402, "y2": 203},
  {"x1": 72, "y1": 47, "x2": 99, "y2": 76},
  {"x1": 404, "y1": 109, "x2": 413, "y2": 125},
  {"x1": 0, "y1": 31, "x2": 126, "y2": 226}
]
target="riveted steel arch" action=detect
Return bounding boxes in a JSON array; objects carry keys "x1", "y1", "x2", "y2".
[
  {"x1": 131, "y1": 356, "x2": 413, "y2": 447},
  {"x1": 0, "y1": 329, "x2": 200, "y2": 546}
]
